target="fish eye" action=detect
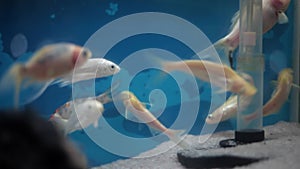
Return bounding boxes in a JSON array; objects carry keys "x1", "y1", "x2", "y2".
[
  {"x1": 81, "y1": 49, "x2": 89, "y2": 58},
  {"x1": 111, "y1": 65, "x2": 115, "y2": 69}
]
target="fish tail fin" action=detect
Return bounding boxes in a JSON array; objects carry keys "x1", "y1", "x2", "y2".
[
  {"x1": 8, "y1": 63, "x2": 25, "y2": 108},
  {"x1": 243, "y1": 109, "x2": 265, "y2": 125},
  {"x1": 192, "y1": 38, "x2": 234, "y2": 68},
  {"x1": 166, "y1": 129, "x2": 191, "y2": 149}
]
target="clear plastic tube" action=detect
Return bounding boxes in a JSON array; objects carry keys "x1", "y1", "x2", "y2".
[
  {"x1": 237, "y1": 0, "x2": 264, "y2": 131},
  {"x1": 290, "y1": 0, "x2": 300, "y2": 122}
]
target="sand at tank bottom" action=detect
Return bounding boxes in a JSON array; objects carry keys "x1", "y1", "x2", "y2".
[{"x1": 92, "y1": 121, "x2": 300, "y2": 169}]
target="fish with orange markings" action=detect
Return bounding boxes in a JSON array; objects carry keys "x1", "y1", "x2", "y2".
[
  {"x1": 0, "y1": 43, "x2": 91, "y2": 108},
  {"x1": 245, "y1": 68, "x2": 298, "y2": 121},
  {"x1": 50, "y1": 99, "x2": 104, "y2": 135},
  {"x1": 208, "y1": 0, "x2": 290, "y2": 67},
  {"x1": 53, "y1": 82, "x2": 118, "y2": 120},
  {"x1": 118, "y1": 91, "x2": 191, "y2": 149},
  {"x1": 161, "y1": 60, "x2": 257, "y2": 96}
]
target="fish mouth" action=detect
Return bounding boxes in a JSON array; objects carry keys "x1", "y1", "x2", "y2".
[{"x1": 113, "y1": 65, "x2": 121, "y2": 74}]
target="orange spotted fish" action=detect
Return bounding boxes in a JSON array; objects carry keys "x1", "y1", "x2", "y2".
[
  {"x1": 3, "y1": 43, "x2": 91, "y2": 107},
  {"x1": 50, "y1": 99, "x2": 104, "y2": 135}
]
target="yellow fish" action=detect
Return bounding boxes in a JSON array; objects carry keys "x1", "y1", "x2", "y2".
[
  {"x1": 245, "y1": 68, "x2": 297, "y2": 121},
  {"x1": 205, "y1": 68, "x2": 298, "y2": 124},
  {"x1": 119, "y1": 91, "x2": 190, "y2": 149},
  {"x1": 161, "y1": 60, "x2": 257, "y2": 96}
]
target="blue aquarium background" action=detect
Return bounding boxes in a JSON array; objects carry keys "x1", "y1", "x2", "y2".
[{"x1": 0, "y1": 0, "x2": 295, "y2": 167}]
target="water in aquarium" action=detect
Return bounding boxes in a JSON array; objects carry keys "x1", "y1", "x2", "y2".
[{"x1": 0, "y1": 0, "x2": 298, "y2": 168}]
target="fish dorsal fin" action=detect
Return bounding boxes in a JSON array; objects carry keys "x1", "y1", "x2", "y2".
[
  {"x1": 230, "y1": 11, "x2": 240, "y2": 31},
  {"x1": 141, "y1": 102, "x2": 152, "y2": 109},
  {"x1": 270, "y1": 80, "x2": 279, "y2": 88},
  {"x1": 277, "y1": 11, "x2": 289, "y2": 24}
]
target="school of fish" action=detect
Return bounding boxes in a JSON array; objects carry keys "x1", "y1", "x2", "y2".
[{"x1": 1, "y1": 0, "x2": 297, "y2": 151}]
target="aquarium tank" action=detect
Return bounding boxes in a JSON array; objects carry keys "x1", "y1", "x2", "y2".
[{"x1": 0, "y1": 0, "x2": 299, "y2": 167}]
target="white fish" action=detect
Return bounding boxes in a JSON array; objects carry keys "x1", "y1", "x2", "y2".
[
  {"x1": 119, "y1": 91, "x2": 191, "y2": 149},
  {"x1": 56, "y1": 58, "x2": 120, "y2": 87},
  {"x1": 210, "y1": 0, "x2": 290, "y2": 67},
  {"x1": 205, "y1": 94, "x2": 253, "y2": 124},
  {"x1": 205, "y1": 73, "x2": 255, "y2": 124},
  {"x1": 53, "y1": 82, "x2": 118, "y2": 120},
  {"x1": 50, "y1": 99, "x2": 104, "y2": 135}
]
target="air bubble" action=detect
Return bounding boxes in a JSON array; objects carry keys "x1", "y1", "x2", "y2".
[{"x1": 10, "y1": 33, "x2": 28, "y2": 58}]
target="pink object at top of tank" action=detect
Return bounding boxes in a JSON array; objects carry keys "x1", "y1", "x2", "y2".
[{"x1": 271, "y1": 0, "x2": 290, "y2": 11}]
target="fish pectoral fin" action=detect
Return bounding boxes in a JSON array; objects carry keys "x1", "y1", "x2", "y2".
[
  {"x1": 142, "y1": 102, "x2": 152, "y2": 109},
  {"x1": 125, "y1": 109, "x2": 128, "y2": 119},
  {"x1": 277, "y1": 11, "x2": 289, "y2": 24},
  {"x1": 93, "y1": 120, "x2": 99, "y2": 128},
  {"x1": 292, "y1": 83, "x2": 300, "y2": 90},
  {"x1": 270, "y1": 80, "x2": 279, "y2": 87}
]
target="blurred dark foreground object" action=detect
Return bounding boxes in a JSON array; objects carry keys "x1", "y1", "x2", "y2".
[{"x1": 0, "y1": 109, "x2": 87, "y2": 169}]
